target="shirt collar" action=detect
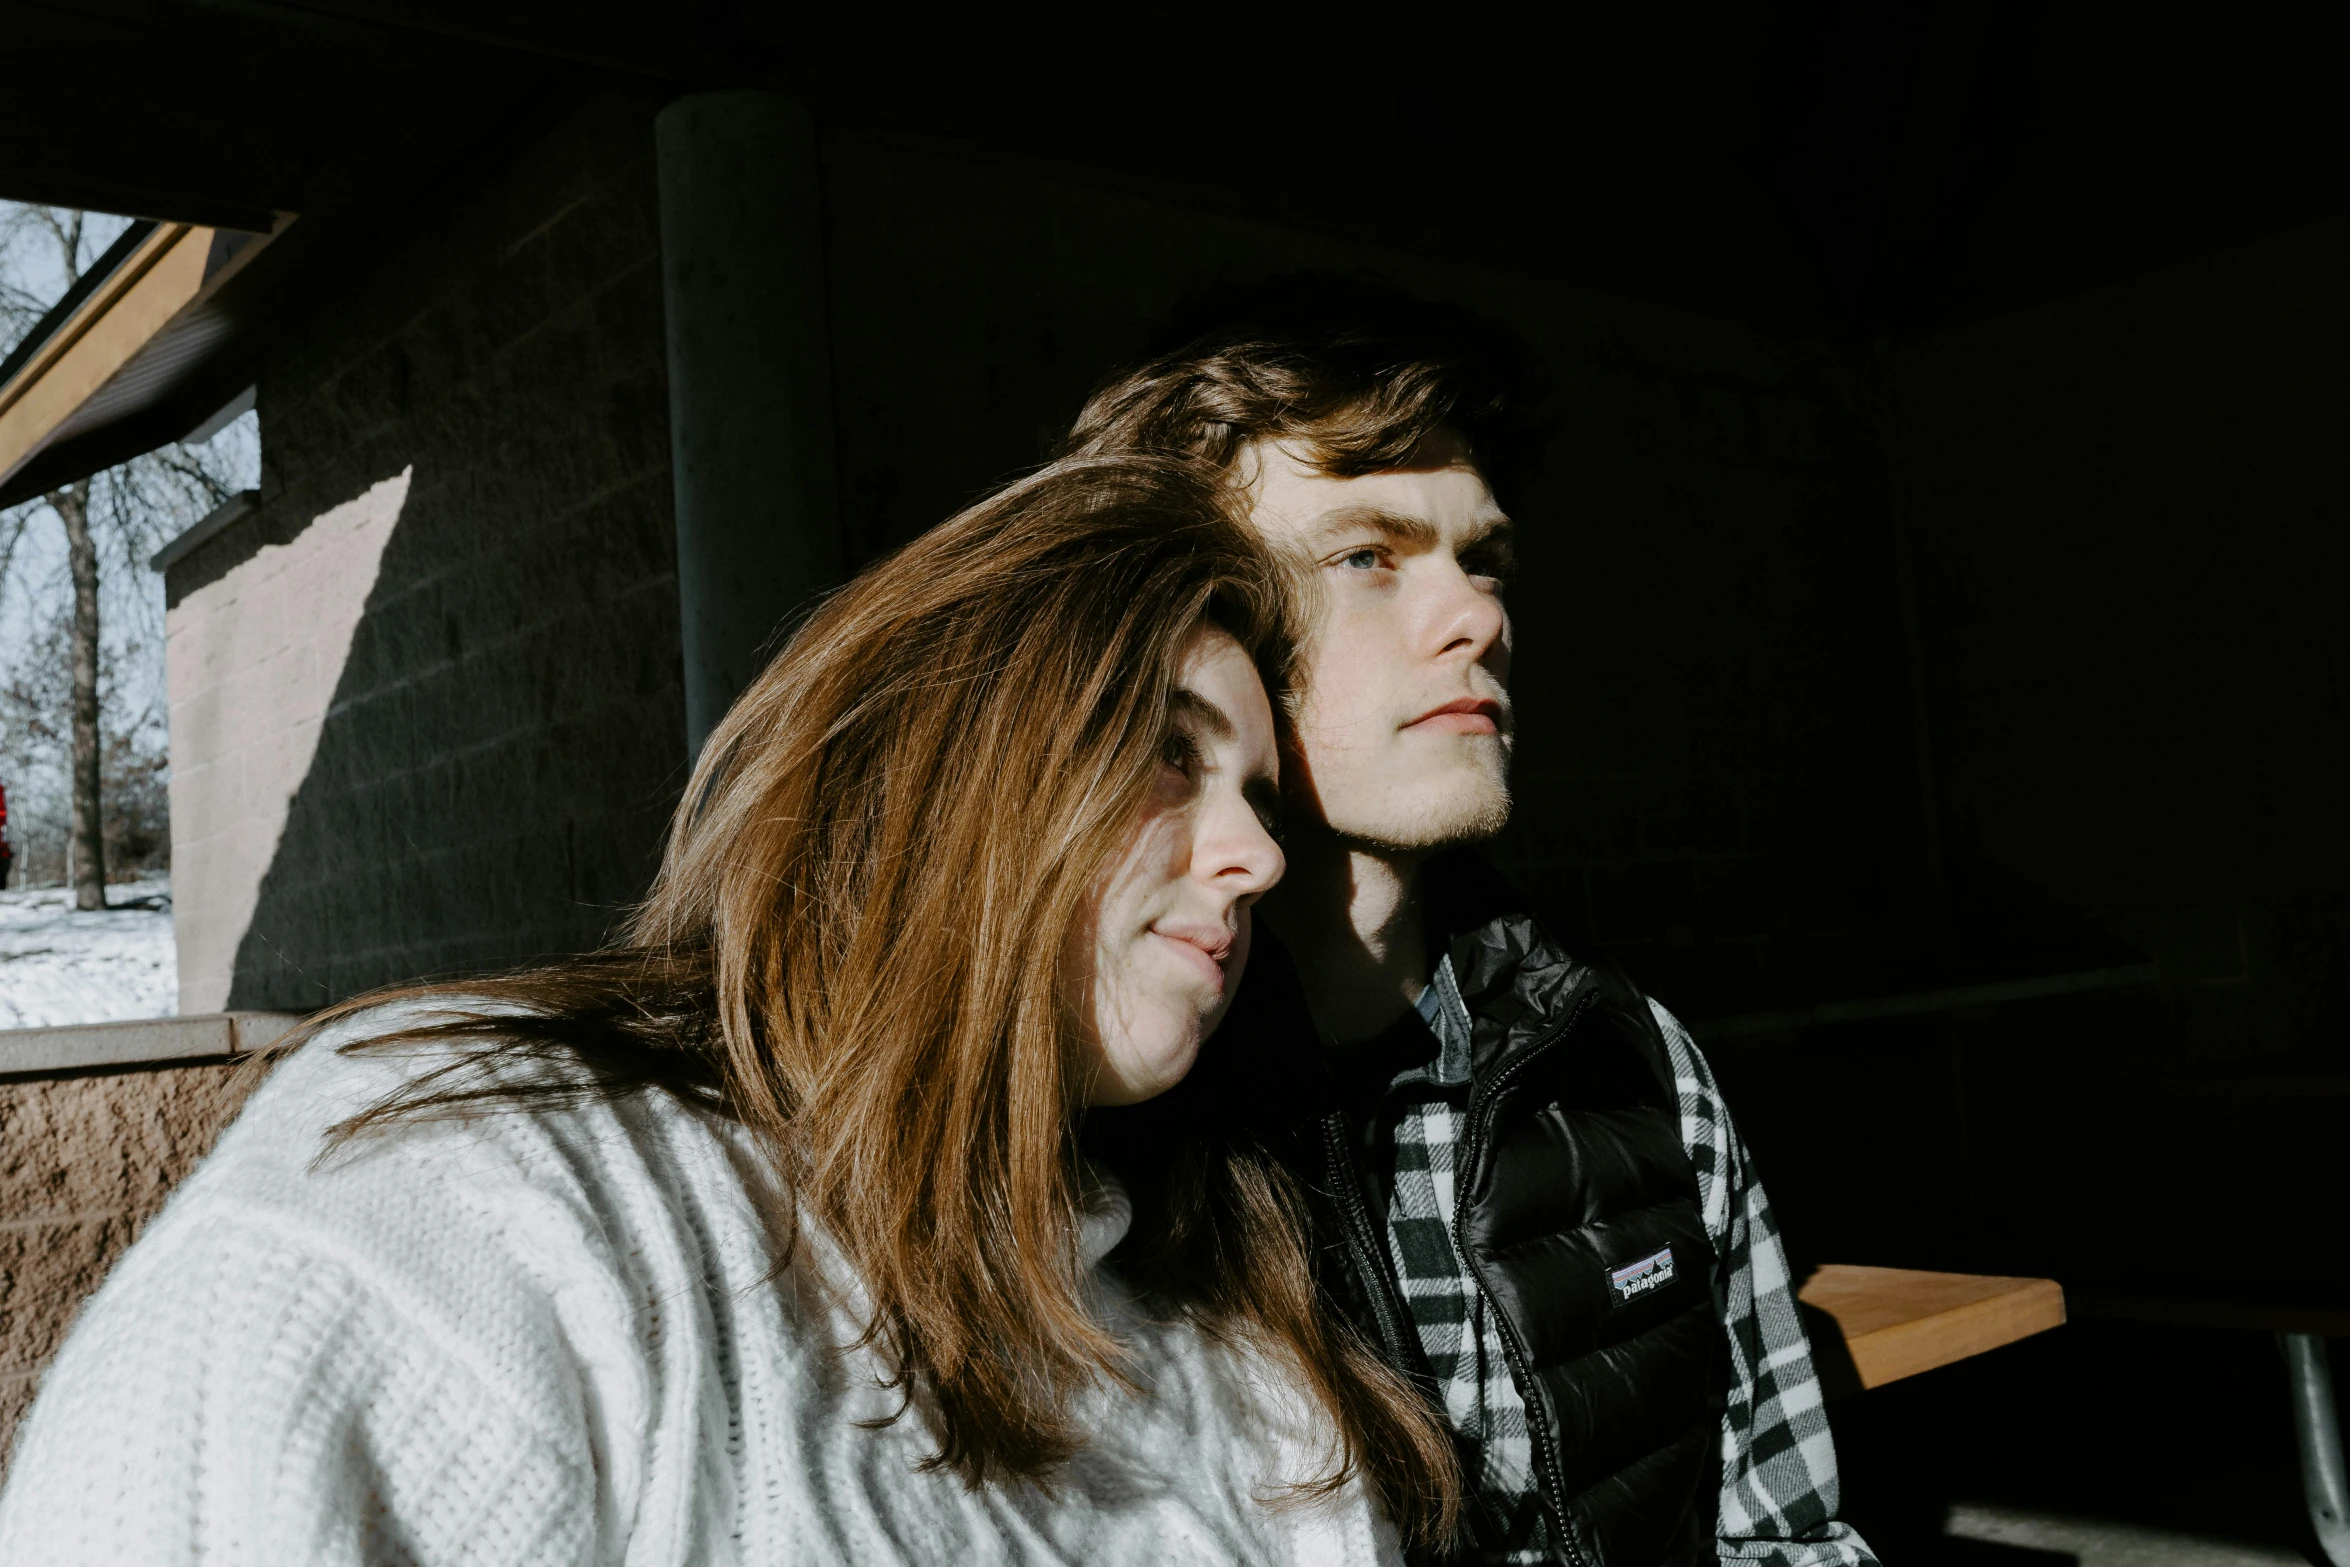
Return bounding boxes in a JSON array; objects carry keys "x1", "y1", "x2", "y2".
[{"x1": 1322, "y1": 953, "x2": 1477, "y2": 1105}]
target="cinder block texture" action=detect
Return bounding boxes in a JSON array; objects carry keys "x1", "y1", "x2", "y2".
[
  {"x1": 0, "y1": 1060, "x2": 264, "y2": 1466},
  {"x1": 196, "y1": 92, "x2": 686, "y2": 1010},
  {"x1": 167, "y1": 474, "x2": 410, "y2": 1012}
]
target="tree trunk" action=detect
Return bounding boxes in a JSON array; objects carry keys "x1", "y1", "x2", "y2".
[{"x1": 54, "y1": 481, "x2": 105, "y2": 910}]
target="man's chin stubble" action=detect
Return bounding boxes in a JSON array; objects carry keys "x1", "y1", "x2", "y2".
[{"x1": 1335, "y1": 775, "x2": 1513, "y2": 857}]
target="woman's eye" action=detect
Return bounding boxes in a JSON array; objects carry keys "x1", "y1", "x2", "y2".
[{"x1": 1160, "y1": 732, "x2": 1199, "y2": 776}]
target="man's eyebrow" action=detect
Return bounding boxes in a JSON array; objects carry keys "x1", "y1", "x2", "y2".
[
  {"x1": 1304, "y1": 505, "x2": 1443, "y2": 550},
  {"x1": 1169, "y1": 687, "x2": 1236, "y2": 741},
  {"x1": 1467, "y1": 513, "x2": 1515, "y2": 549},
  {"x1": 1305, "y1": 505, "x2": 1515, "y2": 553}
]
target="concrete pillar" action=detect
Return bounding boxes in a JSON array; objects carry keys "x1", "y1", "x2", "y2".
[{"x1": 656, "y1": 91, "x2": 841, "y2": 757}]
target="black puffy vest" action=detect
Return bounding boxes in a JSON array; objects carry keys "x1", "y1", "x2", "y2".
[{"x1": 1212, "y1": 857, "x2": 1725, "y2": 1567}]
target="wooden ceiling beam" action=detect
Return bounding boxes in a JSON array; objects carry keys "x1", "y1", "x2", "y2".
[{"x1": 0, "y1": 218, "x2": 286, "y2": 501}]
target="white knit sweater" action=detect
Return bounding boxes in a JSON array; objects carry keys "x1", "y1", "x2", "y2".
[{"x1": 0, "y1": 1012, "x2": 1399, "y2": 1566}]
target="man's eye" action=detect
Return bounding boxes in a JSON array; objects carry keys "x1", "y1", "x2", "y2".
[
  {"x1": 1465, "y1": 553, "x2": 1515, "y2": 587},
  {"x1": 1338, "y1": 548, "x2": 1383, "y2": 570}
]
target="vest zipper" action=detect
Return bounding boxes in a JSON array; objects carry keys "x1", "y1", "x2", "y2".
[
  {"x1": 1319, "y1": 1110, "x2": 1416, "y2": 1369},
  {"x1": 1452, "y1": 982, "x2": 1598, "y2": 1567}
]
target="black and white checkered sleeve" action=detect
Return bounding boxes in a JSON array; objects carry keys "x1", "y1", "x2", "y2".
[{"x1": 1648, "y1": 1000, "x2": 1881, "y2": 1567}]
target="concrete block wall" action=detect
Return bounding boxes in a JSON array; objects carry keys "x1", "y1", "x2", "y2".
[
  {"x1": 162, "y1": 91, "x2": 687, "y2": 1012},
  {"x1": 165, "y1": 472, "x2": 410, "y2": 1012},
  {"x1": 126, "y1": 98, "x2": 1922, "y2": 1374}
]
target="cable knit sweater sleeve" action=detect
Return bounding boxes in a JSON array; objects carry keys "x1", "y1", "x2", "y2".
[
  {"x1": 3, "y1": 1020, "x2": 1407, "y2": 1567},
  {"x1": 0, "y1": 1036, "x2": 625, "y2": 1567}
]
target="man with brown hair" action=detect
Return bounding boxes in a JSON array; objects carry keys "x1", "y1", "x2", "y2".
[{"x1": 1066, "y1": 284, "x2": 1880, "y2": 1567}]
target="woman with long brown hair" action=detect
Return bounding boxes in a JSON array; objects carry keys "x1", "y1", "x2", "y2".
[{"x1": 0, "y1": 456, "x2": 1463, "y2": 1565}]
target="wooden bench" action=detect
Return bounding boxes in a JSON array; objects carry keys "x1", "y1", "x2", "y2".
[
  {"x1": 1796, "y1": 1275, "x2": 2349, "y2": 1567},
  {"x1": 1799, "y1": 1263, "x2": 2067, "y2": 1391}
]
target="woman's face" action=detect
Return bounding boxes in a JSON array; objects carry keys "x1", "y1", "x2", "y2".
[{"x1": 1068, "y1": 624, "x2": 1286, "y2": 1107}]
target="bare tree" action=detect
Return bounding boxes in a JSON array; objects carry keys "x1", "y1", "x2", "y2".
[
  {"x1": 0, "y1": 204, "x2": 89, "y2": 332},
  {"x1": 0, "y1": 203, "x2": 252, "y2": 904},
  {"x1": 3, "y1": 209, "x2": 110, "y2": 905},
  {"x1": 51, "y1": 478, "x2": 102, "y2": 904}
]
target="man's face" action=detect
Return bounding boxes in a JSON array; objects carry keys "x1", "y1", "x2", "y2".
[{"x1": 1243, "y1": 431, "x2": 1515, "y2": 852}]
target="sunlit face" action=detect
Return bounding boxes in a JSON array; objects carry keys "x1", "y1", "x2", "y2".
[
  {"x1": 1066, "y1": 625, "x2": 1286, "y2": 1107},
  {"x1": 1242, "y1": 430, "x2": 1515, "y2": 851}
]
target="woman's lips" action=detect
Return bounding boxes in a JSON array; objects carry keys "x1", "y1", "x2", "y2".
[
  {"x1": 1150, "y1": 923, "x2": 1231, "y2": 991},
  {"x1": 1406, "y1": 697, "x2": 1503, "y2": 735}
]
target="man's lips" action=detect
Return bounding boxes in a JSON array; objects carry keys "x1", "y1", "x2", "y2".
[{"x1": 1405, "y1": 697, "x2": 1505, "y2": 735}]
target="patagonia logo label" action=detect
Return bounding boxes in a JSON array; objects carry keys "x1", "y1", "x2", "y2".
[{"x1": 1609, "y1": 1246, "x2": 1676, "y2": 1303}]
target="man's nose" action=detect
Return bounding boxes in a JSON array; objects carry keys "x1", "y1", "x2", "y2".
[{"x1": 1428, "y1": 560, "x2": 1509, "y2": 666}]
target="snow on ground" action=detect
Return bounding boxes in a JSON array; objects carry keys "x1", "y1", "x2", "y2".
[{"x1": 0, "y1": 877, "x2": 177, "y2": 1029}]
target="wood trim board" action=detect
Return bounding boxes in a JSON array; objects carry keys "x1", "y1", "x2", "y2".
[
  {"x1": 0, "y1": 214, "x2": 286, "y2": 497},
  {"x1": 0, "y1": 223, "x2": 211, "y2": 488},
  {"x1": 1799, "y1": 1264, "x2": 2067, "y2": 1389}
]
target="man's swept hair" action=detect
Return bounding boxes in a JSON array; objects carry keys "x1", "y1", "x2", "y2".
[{"x1": 1062, "y1": 273, "x2": 1540, "y2": 501}]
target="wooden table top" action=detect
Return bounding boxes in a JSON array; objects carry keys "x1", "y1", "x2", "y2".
[{"x1": 1797, "y1": 1264, "x2": 2066, "y2": 1391}]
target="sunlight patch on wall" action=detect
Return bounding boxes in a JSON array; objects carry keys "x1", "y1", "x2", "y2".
[{"x1": 163, "y1": 468, "x2": 410, "y2": 1013}]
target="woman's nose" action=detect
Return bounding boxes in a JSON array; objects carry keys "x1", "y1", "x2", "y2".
[{"x1": 1199, "y1": 794, "x2": 1283, "y2": 901}]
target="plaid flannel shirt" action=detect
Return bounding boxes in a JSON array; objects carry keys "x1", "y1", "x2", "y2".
[{"x1": 1377, "y1": 957, "x2": 1880, "y2": 1567}]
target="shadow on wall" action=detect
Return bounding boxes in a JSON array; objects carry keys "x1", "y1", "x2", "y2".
[
  {"x1": 203, "y1": 93, "x2": 686, "y2": 1011},
  {"x1": 218, "y1": 439, "x2": 684, "y2": 1010}
]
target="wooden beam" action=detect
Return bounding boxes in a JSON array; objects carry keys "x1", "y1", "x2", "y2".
[
  {"x1": 0, "y1": 224, "x2": 213, "y2": 493},
  {"x1": 0, "y1": 217, "x2": 288, "y2": 501},
  {"x1": 1799, "y1": 1264, "x2": 2066, "y2": 1390}
]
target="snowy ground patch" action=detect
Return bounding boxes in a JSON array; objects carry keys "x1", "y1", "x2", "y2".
[{"x1": 0, "y1": 877, "x2": 177, "y2": 1029}]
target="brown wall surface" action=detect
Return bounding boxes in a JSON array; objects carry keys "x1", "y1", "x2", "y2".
[{"x1": 0, "y1": 1060, "x2": 263, "y2": 1466}]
